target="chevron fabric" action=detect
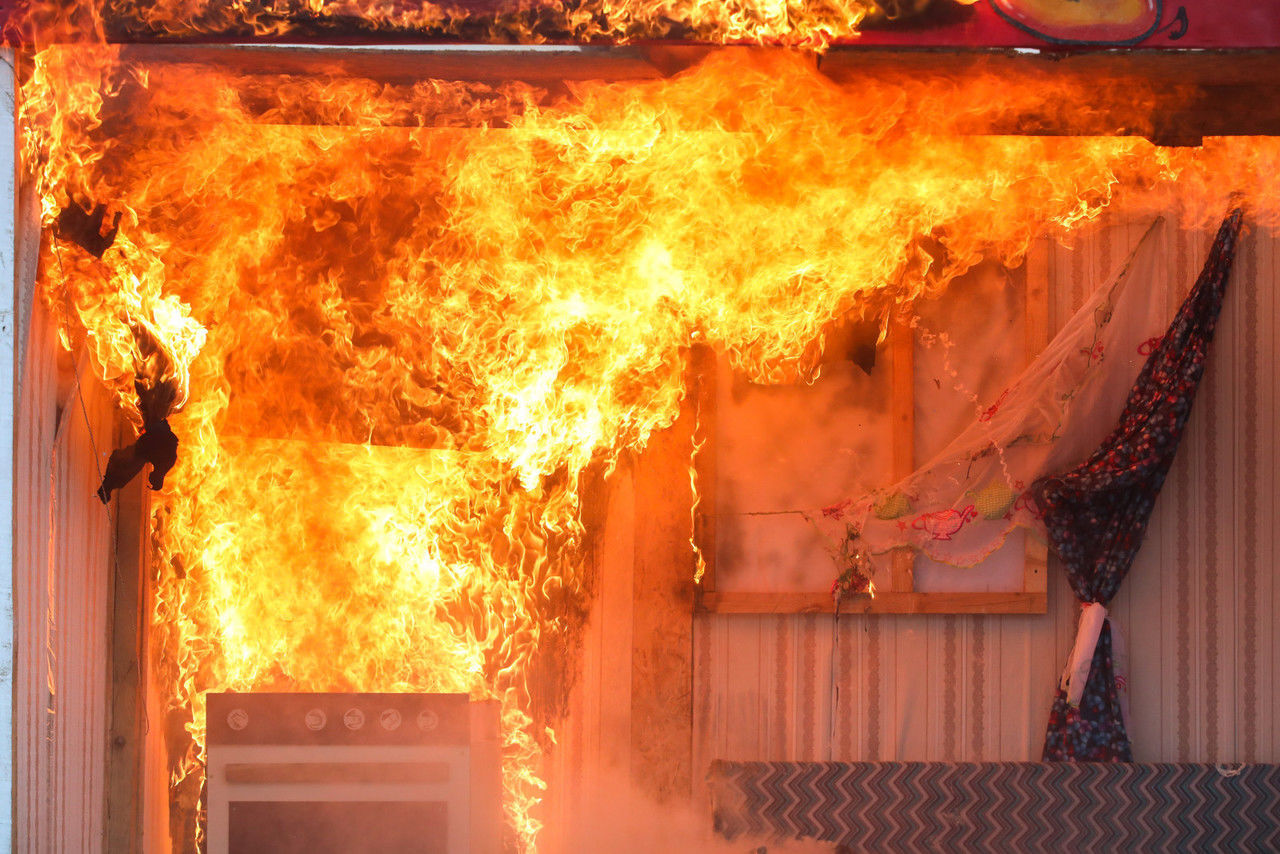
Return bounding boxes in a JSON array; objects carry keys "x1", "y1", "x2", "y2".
[{"x1": 710, "y1": 761, "x2": 1280, "y2": 851}]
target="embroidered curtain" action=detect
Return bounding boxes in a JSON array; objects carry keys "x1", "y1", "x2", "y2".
[
  {"x1": 813, "y1": 217, "x2": 1184, "y2": 569},
  {"x1": 1035, "y1": 209, "x2": 1244, "y2": 761}
]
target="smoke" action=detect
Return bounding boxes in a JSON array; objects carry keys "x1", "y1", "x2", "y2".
[{"x1": 552, "y1": 764, "x2": 836, "y2": 854}]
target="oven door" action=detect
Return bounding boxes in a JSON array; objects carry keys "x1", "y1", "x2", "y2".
[{"x1": 206, "y1": 745, "x2": 472, "y2": 854}]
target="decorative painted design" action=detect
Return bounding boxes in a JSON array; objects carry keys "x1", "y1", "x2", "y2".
[
  {"x1": 978, "y1": 387, "x2": 1010, "y2": 422},
  {"x1": 1010, "y1": 490, "x2": 1043, "y2": 520},
  {"x1": 989, "y1": 0, "x2": 1188, "y2": 46},
  {"x1": 967, "y1": 481, "x2": 1017, "y2": 520},
  {"x1": 971, "y1": 617, "x2": 986, "y2": 760},
  {"x1": 1138, "y1": 335, "x2": 1164, "y2": 355},
  {"x1": 821, "y1": 498, "x2": 852, "y2": 519},
  {"x1": 872, "y1": 491, "x2": 912, "y2": 520},
  {"x1": 1080, "y1": 339, "x2": 1106, "y2": 363},
  {"x1": 912, "y1": 505, "x2": 978, "y2": 540},
  {"x1": 831, "y1": 532, "x2": 874, "y2": 602}
]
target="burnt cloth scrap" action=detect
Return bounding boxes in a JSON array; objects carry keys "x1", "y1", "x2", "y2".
[
  {"x1": 96, "y1": 379, "x2": 180, "y2": 504},
  {"x1": 1031, "y1": 208, "x2": 1243, "y2": 761},
  {"x1": 56, "y1": 200, "x2": 122, "y2": 259}
]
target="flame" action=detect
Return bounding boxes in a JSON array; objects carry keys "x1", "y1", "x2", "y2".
[
  {"x1": 17, "y1": 0, "x2": 933, "y2": 47},
  {"x1": 20, "y1": 38, "x2": 1280, "y2": 851}
]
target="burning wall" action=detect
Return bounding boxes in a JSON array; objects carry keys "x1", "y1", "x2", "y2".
[{"x1": 18, "y1": 36, "x2": 1280, "y2": 850}]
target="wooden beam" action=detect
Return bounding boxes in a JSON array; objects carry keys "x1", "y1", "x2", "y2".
[
  {"x1": 104, "y1": 44, "x2": 1280, "y2": 141},
  {"x1": 629, "y1": 400, "x2": 696, "y2": 803},
  {"x1": 819, "y1": 48, "x2": 1280, "y2": 140},
  {"x1": 690, "y1": 344, "x2": 717, "y2": 593},
  {"x1": 104, "y1": 470, "x2": 150, "y2": 854},
  {"x1": 698, "y1": 590, "x2": 1046, "y2": 615},
  {"x1": 819, "y1": 48, "x2": 1280, "y2": 89},
  {"x1": 888, "y1": 315, "x2": 915, "y2": 594},
  {"x1": 1022, "y1": 237, "x2": 1051, "y2": 604},
  {"x1": 118, "y1": 43, "x2": 666, "y2": 84}
]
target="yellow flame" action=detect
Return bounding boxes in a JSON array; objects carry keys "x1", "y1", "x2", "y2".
[
  {"x1": 24, "y1": 0, "x2": 884, "y2": 47},
  {"x1": 21, "y1": 40, "x2": 1280, "y2": 851}
]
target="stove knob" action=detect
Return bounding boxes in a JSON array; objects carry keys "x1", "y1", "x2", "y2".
[
  {"x1": 380, "y1": 709, "x2": 403, "y2": 731},
  {"x1": 226, "y1": 709, "x2": 250, "y2": 731},
  {"x1": 344, "y1": 708, "x2": 366, "y2": 730},
  {"x1": 416, "y1": 709, "x2": 440, "y2": 732},
  {"x1": 304, "y1": 708, "x2": 328, "y2": 731}
]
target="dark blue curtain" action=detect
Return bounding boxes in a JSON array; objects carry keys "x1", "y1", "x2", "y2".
[{"x1": 1032, "y1": 209, "x2": 1244, "y2": 761}]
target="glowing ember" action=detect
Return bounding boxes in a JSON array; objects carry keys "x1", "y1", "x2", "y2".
[{"x1": 19, "y1": 35, "x2": 1280, "y2": 852}]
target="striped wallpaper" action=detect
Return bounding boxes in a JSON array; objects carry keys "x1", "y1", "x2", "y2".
[{"x1": 693, "y1": 213, "x2": 1280, "y2": 781}]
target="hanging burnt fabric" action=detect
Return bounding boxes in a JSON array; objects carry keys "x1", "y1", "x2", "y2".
[
  {"x1": 811, "y1": 216, "x2": 1188, "y2": 571},
  {"x1": 96, "y1": 377, "x2": 180, "y2": 504},
  {"x1": 1034, "y1": 208, "x2": 1243, "y2": 762}
]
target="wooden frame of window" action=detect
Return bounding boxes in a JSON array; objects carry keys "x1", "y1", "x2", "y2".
[{"x1": 695, "y1": 248, "x2": 1051, "y2": 616}]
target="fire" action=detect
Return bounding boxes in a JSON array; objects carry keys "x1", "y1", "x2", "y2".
[
  {"x1": 19, "y1": 34, "x2": 1280, "y2": 851},
  {"x1": 30, "y1": 0, "x2": 943, "y2": 48}
]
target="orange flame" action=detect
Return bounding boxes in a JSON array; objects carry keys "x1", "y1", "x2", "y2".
[
  {"x1": 17, "y1": 0, "x2": 929, "y2": 48},
  {"x1": 21, "y1": 40, "x2": 1280, "y2": 851}
]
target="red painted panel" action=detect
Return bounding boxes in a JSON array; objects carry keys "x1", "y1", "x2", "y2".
[{"x1": 844, "y1": 0, "x2": 1280, "y2": 49}]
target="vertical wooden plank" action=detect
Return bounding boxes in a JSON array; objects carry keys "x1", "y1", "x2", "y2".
[
  {"x1": 630, "y1": 407, "x2": 695, "y2": 802},
  {"x1": 51, "y1": 362, "x2": 112, "y2": 854},
  {"x1": 889, "y1": 316, "x2": 915, "y2": 593},
  {"x1": 15, "y1": 301, "x2": 57, "y2": 853},
  {"x1": 0, "y1": 45, "x2": 17, "y2": 851},
  {"x1": 1023, "y1": 238, "x2": 1051, "y2": 598},
  {"x1": 689, "y1": 611, "x2": 712, "y2": 811},
  {"x1": 713, "y1": 614, "x2": 730, "y2": 763},
  {"x1": 598, "y1": 463, "x2": 634, "y2": 778},
  {"x1": 690, "y1": 344, "x2": 716, "y2": 593},
  {"x1": 105, "y1": 475, "x2": 148, "y2": 854},
  {"x1": 141, "y1": 638, "x2": 172, "y2": 854}
]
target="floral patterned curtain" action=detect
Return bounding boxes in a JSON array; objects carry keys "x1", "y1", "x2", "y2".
[{"x1": 1034, "y1": 209, "x2": 1244, "y2": 761}]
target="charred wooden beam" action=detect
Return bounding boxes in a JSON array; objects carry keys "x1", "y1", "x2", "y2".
[
  {"x1": 118, "y1": 43, "x2": 666, "y2": 84},
  {"x1": 107, "y1": 44, "x2": 1280, "y2": 140}
]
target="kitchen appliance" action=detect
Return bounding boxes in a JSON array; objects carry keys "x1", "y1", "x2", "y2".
[{"x1": 206, "y1": 693, "x2": 502, "y2": 854}]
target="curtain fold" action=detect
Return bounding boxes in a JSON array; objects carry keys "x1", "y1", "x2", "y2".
[
  {"x1": 814, "y1": 217, "x2": 1180, "y2": 571},
  {"x1": 1034, "y1": 209, "x2": 1244, "y2": 762}
]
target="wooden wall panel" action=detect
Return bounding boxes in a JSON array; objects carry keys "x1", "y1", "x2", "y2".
[
  {"x1": 15, "y1": 301, "x2": 57, "y2": 854},
  {"x1": 15, "y1": 301, "x2": 115, "y2": 853},
  {"x1": 694, "y1": 214, "x2": 1280, "y2": 773}
]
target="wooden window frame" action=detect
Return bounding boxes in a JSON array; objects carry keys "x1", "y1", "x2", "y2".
[{"x1": 695, "y1": 249, "x2": 1051, "y2": 615}]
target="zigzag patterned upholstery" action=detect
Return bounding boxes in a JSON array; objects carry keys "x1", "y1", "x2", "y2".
[{"x1": 710, "y1": 761, "x2": 1280, "y2": 851}]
